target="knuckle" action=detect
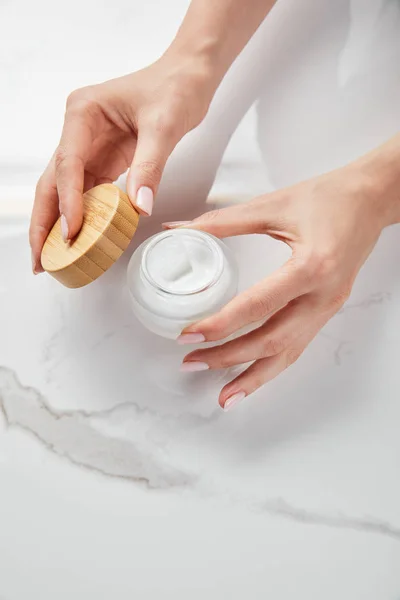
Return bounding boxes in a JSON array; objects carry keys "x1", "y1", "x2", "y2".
[
  {"x1": 191, "y1": 208, "x2": 225, "y2": 230},
  {"x1": 66, "y1": 88, "x2": 84, "y2": 108},
  {"x1": 248, "y1": 293, "x2": 275, "y2": 321},
  {"x1": 199, "y1": 209, "x2": 222, "y2": 224},
  {"x1": 301, "y1": 250, "x2": 337, "y2": 283},
  {"x1": 212, "y1": 319, "x2": 231, "y2": 342},
  {"x1": 168, "y1": 85, "x2": 189, "y2": 106},
  {"x1": 261, "y1": 335, "x2": 286, "y2": 357},
  {"x1": 152, "y1": 110, "x2": 179, "y2": 140},
  {"x1": 55, "y1": 146, "x2": 83, "y2": 179},
  {"x1": 219, "y1": 356, "x2": 233, "y2": 370},
  {"x1": 211, "y1": 345, "x2": 232, "y2": 369},
  {"x1": 285, "y1": 348, "x2": 302, "y2": 369},
  {"x1": 137, "y1": 160, "x2": 163, "y2": 184},
  {"x1": 204, "y1": 313, "x2": 231, "y2": 342},
  {"x1": 66, "y1": 86, "x2": 99, "y2": 117},
  {"x1": 292, "y1": 256, "x2": 312, "y2": 283},
  {"x1": 54, "y1": 146, "x2": 68, "y2": 171},
  {"x1": 328, "y1": 285, "x2": 352, "y2": 310}
]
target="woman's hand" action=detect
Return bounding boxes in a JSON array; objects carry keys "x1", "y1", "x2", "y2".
[
  {"x1": 29, "y1": 0, "x2": 278, "y2": 274},
  {"x1": 30, "y1": 54, "x2": 213, "y2": 273},
  {"x1": 166, "y1": 152, "x2": 400, "y2": 410}
]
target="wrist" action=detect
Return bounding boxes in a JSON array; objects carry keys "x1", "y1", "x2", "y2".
[
  {"x1": 351, "y1": 141, "x2": 400, "y2": 227},
  {"x1": 163, "y1": 34, "x2": 226, "y2": 96},
  {"x1": 153, "y1": 46, "x2": 220, "y2": 128}
]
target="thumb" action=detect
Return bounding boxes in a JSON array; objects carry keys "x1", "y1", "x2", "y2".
[
  {"x1": 127, "y1": 127, "x2": 174, "y2": 217},
  {"x1": 164, "y1": 196, "x2": 274, "y2": 238}
]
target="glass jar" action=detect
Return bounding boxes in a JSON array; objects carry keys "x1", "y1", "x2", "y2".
[{"x1": 127, "y1": 229, "x2": 238, "y2": 339}]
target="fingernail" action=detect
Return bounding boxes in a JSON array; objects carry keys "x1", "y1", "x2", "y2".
[
  {"x1": 60, "y1": 214, "x2": 69, "y2": 242},
  {"x1": 162, "y1": 221, "x2": 191, "y2": 229},
  {"x1": 180, "y1": 361, "x2": 209, "y2": 372},
  {"x1": 177, "y1": 333, "x2": 206, "y2": 345},
  {"x1": 136, "y1": 186, "x2": 154, "y2": 216},
  {"x1": 223, "y1": 391, "x2": 246, "y2": 411}
]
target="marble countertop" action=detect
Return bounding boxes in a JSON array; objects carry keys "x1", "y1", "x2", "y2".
[{"x1": 1, "y1": 0, "x2": 400, "y2": 598}]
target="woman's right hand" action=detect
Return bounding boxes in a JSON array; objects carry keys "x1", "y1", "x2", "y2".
[{"x1": 30, "y1": 53, "x2": 214, "y2": 273}]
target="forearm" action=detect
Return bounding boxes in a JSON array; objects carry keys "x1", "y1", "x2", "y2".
[{"x1": 164, "y1": 0, "x2": 276, "y2": 97}]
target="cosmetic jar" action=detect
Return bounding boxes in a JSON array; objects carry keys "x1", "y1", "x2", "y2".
[{"x1": 127, "y1": 229, "x2": 238, "y2": 339}]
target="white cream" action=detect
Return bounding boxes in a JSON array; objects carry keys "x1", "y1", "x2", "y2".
[
  {"x1": 127, "y1": 230, "x2": 238, "y2": 339},
  {"x1": 143, "y1": 231, "x2": 223, "y2": 294}
]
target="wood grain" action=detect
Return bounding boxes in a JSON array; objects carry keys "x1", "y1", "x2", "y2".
[{"x1": 41, "y1": 184, "x2": 139, "y2": 288}]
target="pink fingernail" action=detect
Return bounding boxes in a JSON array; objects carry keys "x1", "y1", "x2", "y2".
[
  {"x1": 60, "y1": 214, "x2": 69, "y2": 242},
  {"x1": 180, "y1": 361, "x2": 209, "y2": 372},
  {"x1": 162, "y1": 221, "x2": 191, "y2": 229},
  {"x1": 136, "y1": 186, "x2": 154, "y2": 216},
  {"x1": 177, "y1": 333, "x2": 206, "y2": 345},
  {"x1": 223, "y1": 391, "x2": 246, "y2": 411}
]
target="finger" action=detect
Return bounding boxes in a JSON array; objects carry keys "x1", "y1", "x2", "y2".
[
  {"x1": 181, "y1": 296, "x2": 319, "y2": 370},
  {"x1": 219, "y1": 327, "x2": 320, "y2": 410},
  {"x1": 127, "y1": 121, "x2": 177, "y2": 217},
  {"x1": 178, "y1": 258, "x2": 311, "y2": 343},
  {"x1": 56, "y1": 108, "x2": 98, "y2": 240},
  {"x1": 165, "y1": 194, "x2": 285, "y2": 239},
  {"x1": 29, "y1": 160, "x2": 59, "y2": 274}
]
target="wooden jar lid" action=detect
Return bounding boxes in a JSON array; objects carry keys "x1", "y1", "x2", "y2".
[{"x1": 41, "y1": 184, "x2": 139, "y2": 288}]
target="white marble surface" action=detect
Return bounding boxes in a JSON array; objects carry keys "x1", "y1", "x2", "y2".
[{"x1": 1, "y1": 0, "x2": 400, "y2": 598}]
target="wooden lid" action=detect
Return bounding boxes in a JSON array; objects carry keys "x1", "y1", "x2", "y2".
[{"x1": 41, "y1": 184, "x2": 139, "y2": 288}]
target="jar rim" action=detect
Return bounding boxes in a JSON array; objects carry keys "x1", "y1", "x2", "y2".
[{"x1": 140, "y1": 229, "x2": 224, "y2": 296}]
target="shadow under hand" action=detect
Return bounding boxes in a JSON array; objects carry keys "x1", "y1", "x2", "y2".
[{"x1": 214, "y1": 227, "x2": 400, "y2": 461}]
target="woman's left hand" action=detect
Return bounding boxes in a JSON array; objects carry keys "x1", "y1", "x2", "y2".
[{"x1": 165, "y1": 159, "x2": 398, "y2": 410}]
